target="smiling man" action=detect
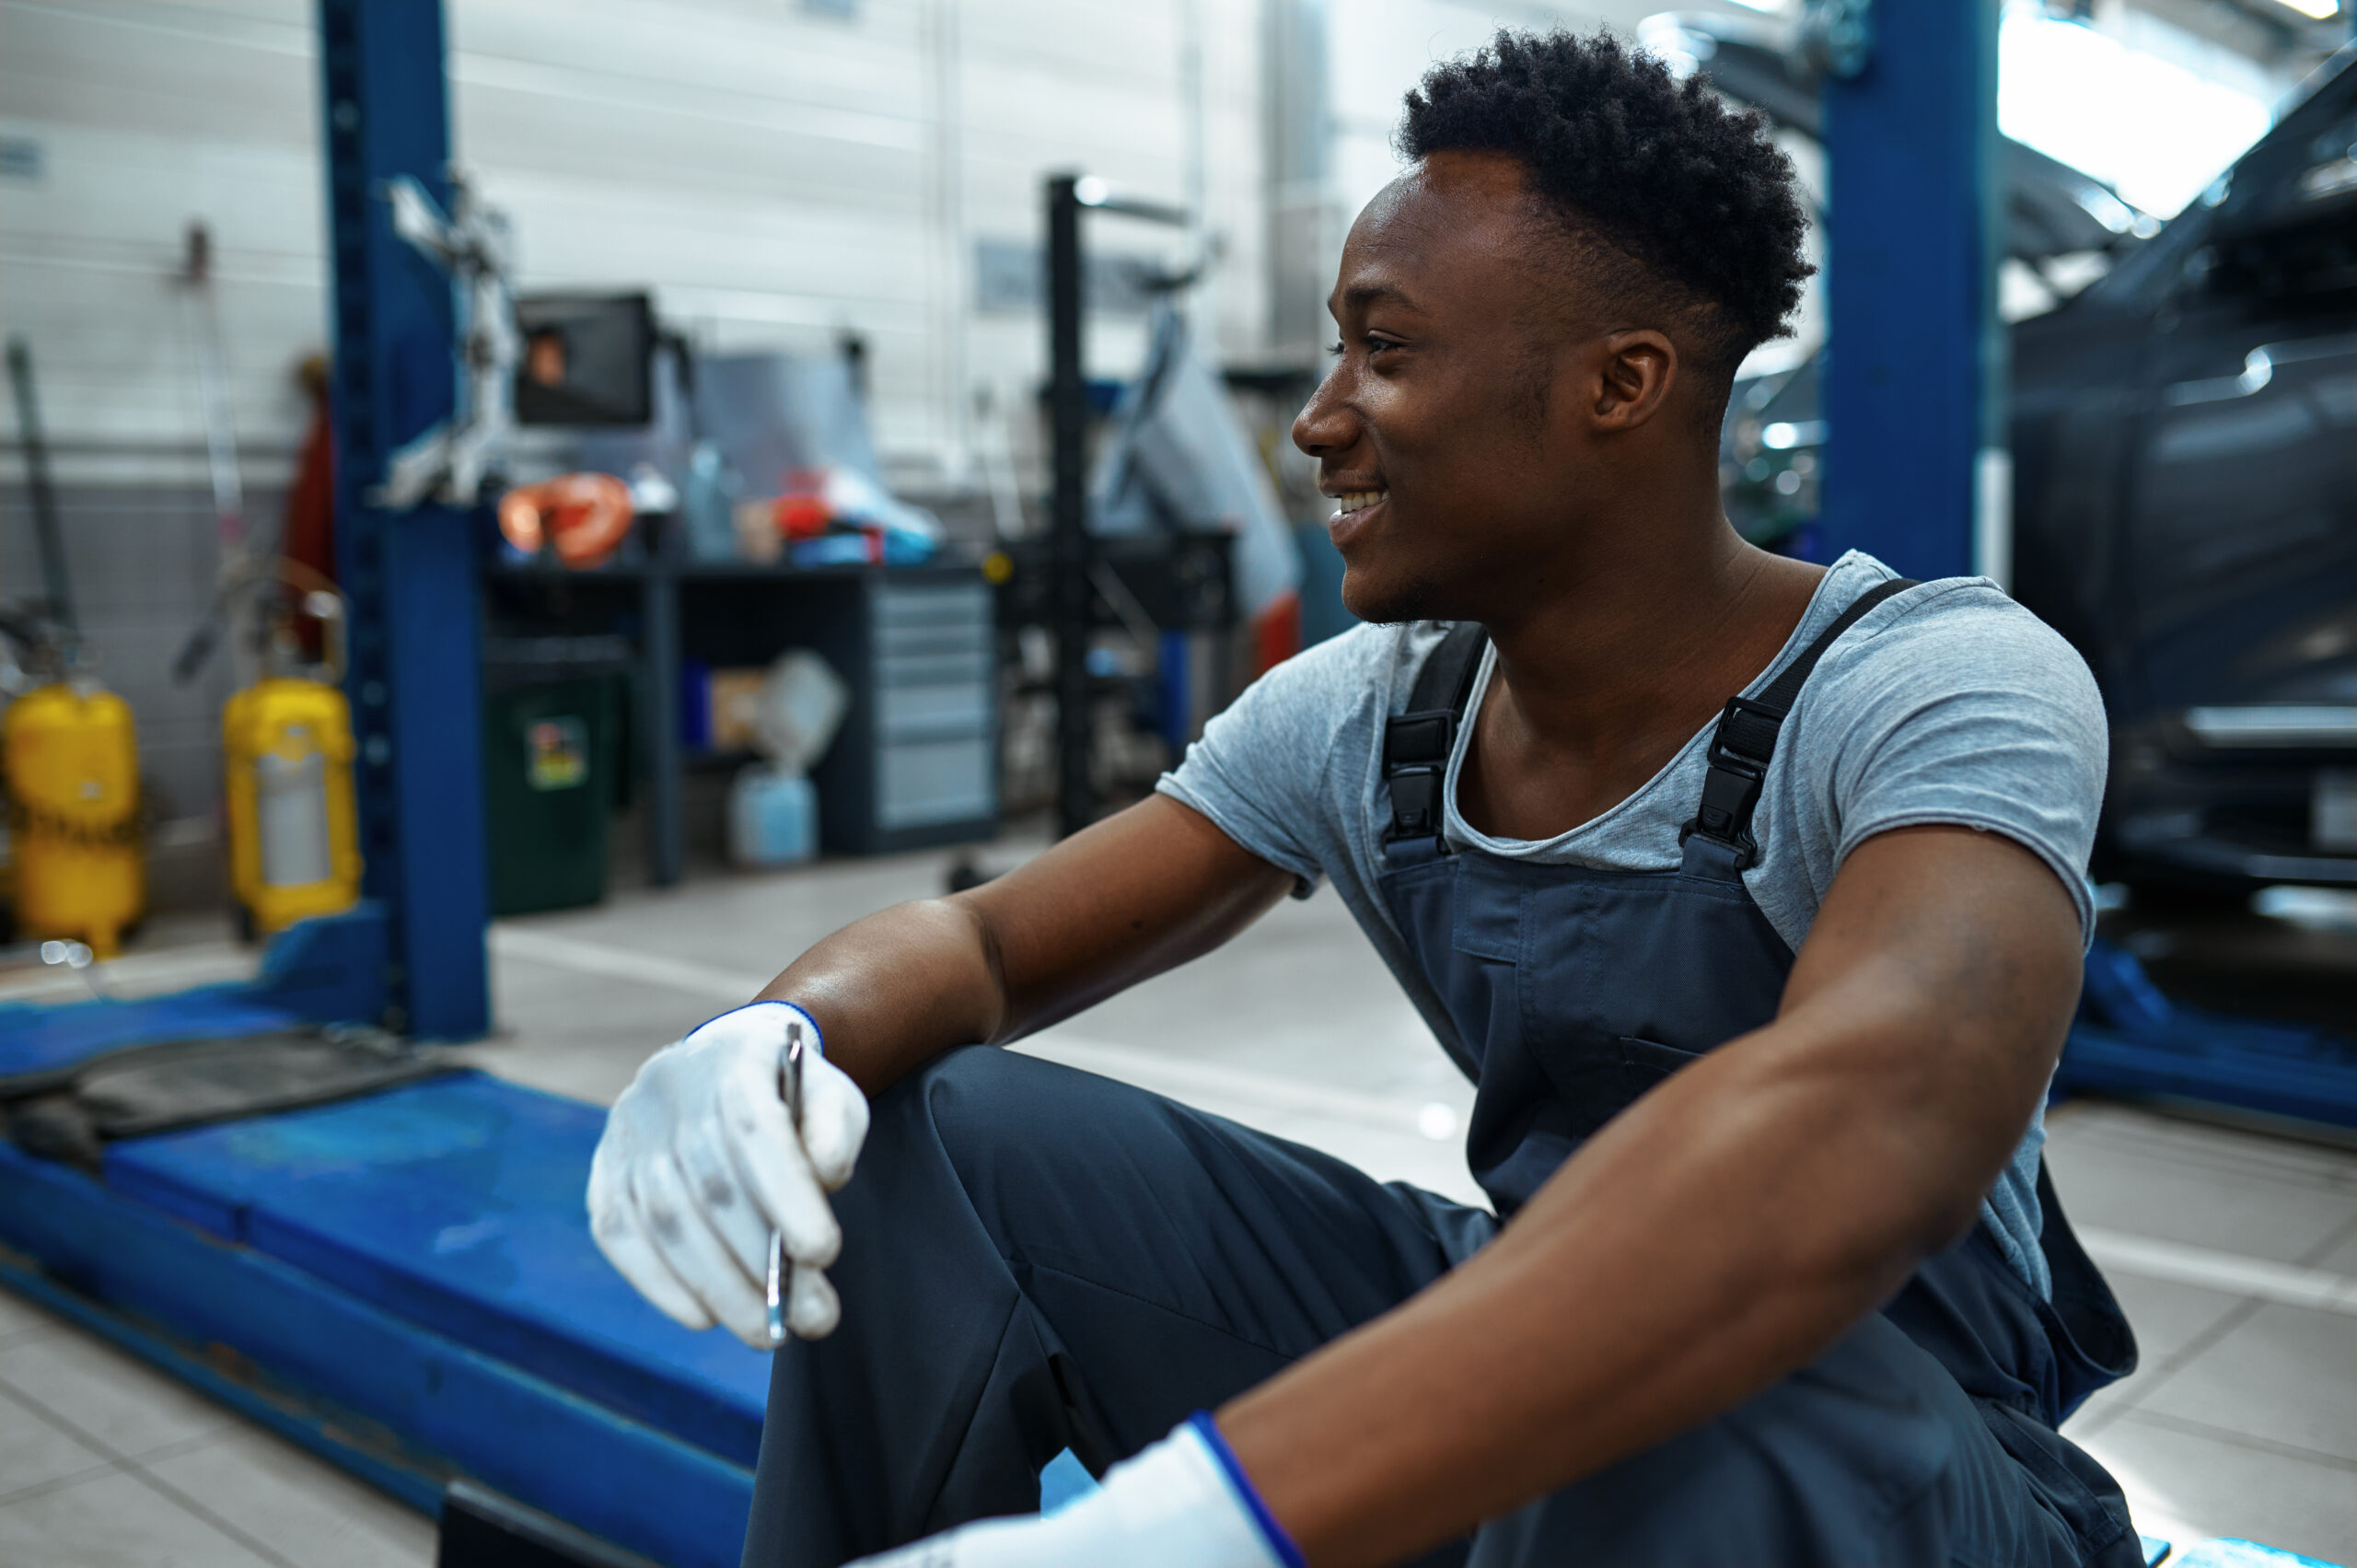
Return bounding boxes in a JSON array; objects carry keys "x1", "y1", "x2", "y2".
[{"x1": 589, "y1": 29, "x2": 2142, "y2": 1568}]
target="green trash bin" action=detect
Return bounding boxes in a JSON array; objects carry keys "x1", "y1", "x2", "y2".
[{"x1": 482, "y1": 674, "x2": 621, "y2": 917}]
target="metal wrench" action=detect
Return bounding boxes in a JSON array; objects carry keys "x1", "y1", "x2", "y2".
[{"x1": 764, "y1": 1020, "x2": 807, "y2": 1348}]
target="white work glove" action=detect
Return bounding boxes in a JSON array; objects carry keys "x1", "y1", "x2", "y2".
[
  {"x1": 587, "y1": 1001, "x2": 868, "y2": 1346},
  {"x1": 846, "y1": 1414, "x2": 1304, "y2": 1568}
]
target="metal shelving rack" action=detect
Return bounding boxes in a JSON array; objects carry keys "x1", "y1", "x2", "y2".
[{"x1": 482, "y1": 550, "x2": 997, "y2": 885}]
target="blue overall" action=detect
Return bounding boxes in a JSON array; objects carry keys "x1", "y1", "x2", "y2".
[{"x1": 742, "y1": 583, "x2": 2142, "y2": 1568}]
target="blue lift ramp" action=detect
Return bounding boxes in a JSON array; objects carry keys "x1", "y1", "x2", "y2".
[
  {"x1": 0, "y1": 903, "x2": 767, "y2": 1566},
  {"x1": 0, "y1": 1069, "x2": 768, "y2": 1567},
  {"x1": 2061, "y1": 938, "x2": 2357, "y2": 1132}
]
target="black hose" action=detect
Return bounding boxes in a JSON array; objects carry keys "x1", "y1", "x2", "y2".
[{"x1": 5, "y1": 338, "x2": 75, "y2": 635}]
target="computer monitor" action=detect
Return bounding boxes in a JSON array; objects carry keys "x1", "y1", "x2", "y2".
[{"x1": 513, "y1": 293, "x2": 655, "y2": 427}]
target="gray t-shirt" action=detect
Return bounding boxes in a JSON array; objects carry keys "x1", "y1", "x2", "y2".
[{"x1": 1159, "y1": 552, "x2": 2110, "y2": 1295}]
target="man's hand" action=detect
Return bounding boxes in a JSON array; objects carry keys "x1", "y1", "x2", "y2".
[
  {"x1": 588, "y1": 1002, "x2": 869, "y2": 1345},
  {"x1": 846, "y1": 1417, "x2": 1299, "y2": 1568}
]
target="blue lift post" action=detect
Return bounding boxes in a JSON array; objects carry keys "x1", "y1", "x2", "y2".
[
  {"x1": 1815, "y1": 1, "x2": 2357, "y2": 1132},
  {"x1": 1817, "y1": 0, "x2": 2004, "y2": 585},
  {"x1": 319, "y1": 0, "x2": 489, "y2": 1040}
]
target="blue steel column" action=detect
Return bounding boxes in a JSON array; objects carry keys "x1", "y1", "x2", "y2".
[
  {"x1": 1817, "y1": 0, "x2": 2004, "y2": 582},
  {"x1": 319, "y1": 0, "x2": 490, "y2": 1039}
]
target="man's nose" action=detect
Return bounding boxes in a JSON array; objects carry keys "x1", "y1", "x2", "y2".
[{"x1": 1292, "y1": 371, "x2": 1354, "y2": 457}]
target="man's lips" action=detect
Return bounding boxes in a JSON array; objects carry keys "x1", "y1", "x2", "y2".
[{"x1": 1326, "y1": 488, "x2": 1387, "y2": 549}]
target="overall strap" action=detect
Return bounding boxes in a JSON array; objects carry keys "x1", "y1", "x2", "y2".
[
  {"x1": 1684, "y1": 576, "x2": 1919, "y2": 868},
  {"x1": 1383, "y1": 622, "x2": 1488, "y2": 844}
]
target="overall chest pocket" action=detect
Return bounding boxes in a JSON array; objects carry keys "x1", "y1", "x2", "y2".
[
  {"x1": 1555, "y1": 872, "x2": 1799, "y2": 1021},
  {"x1": 1618, "y1": 1035, "x2": 1705, "y2": 1096},
  {"x1": 1510, "y1": 873, "x2": 1793, "y2": 1133}
]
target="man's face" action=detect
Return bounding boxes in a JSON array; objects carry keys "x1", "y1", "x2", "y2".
[{"x1": 1294, "y1": 151, "x2": 1616, "y2": 625}]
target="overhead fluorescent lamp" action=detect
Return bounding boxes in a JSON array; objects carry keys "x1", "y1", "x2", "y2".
[
  {"x1": 1760, "y1": 420, "x2": 1827, "y2": 450},
  {"x1": 2182, "y1": 704, "x2": 2357, "y2": 748},
  {"x1": 2270, "y1": 0, "x2": 2340, "y2": 17}
]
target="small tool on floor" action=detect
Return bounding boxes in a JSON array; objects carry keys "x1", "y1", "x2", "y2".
[{"x1": 765, "y1": 1019, "x2": 807, "y2": 1347}]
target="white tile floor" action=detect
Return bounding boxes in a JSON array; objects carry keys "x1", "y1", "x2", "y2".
[
  {"x1": 4, "y1": 839, "x2": 2354, "y2": 1564},
  {"x1": 0, "y1": 1288, "x2": 435, "y2": 1568}
]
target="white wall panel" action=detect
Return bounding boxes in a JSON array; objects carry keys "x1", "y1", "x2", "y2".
[
  {"x1": 453, "y1": 0, "x2": 931, "y2": 121},
  {"x1": 2, "y1": 0, "x2": 1267, "y2": 482},
  {"x1": 0, "y1": 1, "x2": 313, "y2": 152}
]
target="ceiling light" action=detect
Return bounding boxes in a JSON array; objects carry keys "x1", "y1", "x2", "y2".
[{"x1": 2269, "y1": 0, "x2": 2340, "y2": 19}]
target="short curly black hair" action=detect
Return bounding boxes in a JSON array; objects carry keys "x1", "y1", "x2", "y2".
[{"x1": 1401, "y1": 29, "x2": 1811, "y2": 385}]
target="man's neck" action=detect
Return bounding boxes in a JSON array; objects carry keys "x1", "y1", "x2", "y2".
[{"x1": 1456, "y1": 516, "x2": 1826, "y2": 841}]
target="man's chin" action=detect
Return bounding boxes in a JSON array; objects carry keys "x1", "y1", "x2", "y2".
[{"x1": 1341, "y1": 568, "x2": 1446, "y2": 627}]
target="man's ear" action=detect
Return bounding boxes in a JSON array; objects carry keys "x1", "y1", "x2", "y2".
[{"x1": 1590, "y1": 330, "x2": 1678, "y2": 431}]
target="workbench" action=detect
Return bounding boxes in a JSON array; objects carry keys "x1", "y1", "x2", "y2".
[{"x1": 482, "y1": 550, "x2": 999, "y2": 885}]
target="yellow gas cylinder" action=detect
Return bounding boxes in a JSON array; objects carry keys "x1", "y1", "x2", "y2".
[
  {"x1": 3, "y1": 680, "x2": 144, "y2": 958},
  {"x1": 223, "y1": 676, "x2": 362, "y2": 935}
]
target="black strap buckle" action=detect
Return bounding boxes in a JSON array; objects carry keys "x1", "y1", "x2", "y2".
[
  {"x1": 1685, "y1": 756, "x2": 1764, "y2": 864},
  {"x1": 1383, "y1": 702, "x2": 1463, "y2": 844},
  {"x1": 1387, "y1": 764, "x2": 1446, "y2": 840},
  {"x1": 1384, "y1": 714, "x2": 1454, "y2": 772},
  {"x1": 1681, "y1": 697, "x2": 1782, "y2": 867},
  {"x1": 1708, "y1": 695, "x2": 1785, "y2": 772},
  {"x1": 1677, "y1": 579, "x2": 1920, "y2": 871},
  {"x1": 1382, "y1": 622, "x2": 1489, "y2": 849}
]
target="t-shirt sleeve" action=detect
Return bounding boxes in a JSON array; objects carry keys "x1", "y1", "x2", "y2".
[
  {"x1": 1813, "y1": 584, "x2": 2110, "y2": 943},
  {"x1": 1156, "y1": 629, "x2": 1377, "y2": 893}
]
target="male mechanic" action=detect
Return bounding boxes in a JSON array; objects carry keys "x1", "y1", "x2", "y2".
[{"x1": 590, "y1": 30, "x2": 2141, "y2": 1568}]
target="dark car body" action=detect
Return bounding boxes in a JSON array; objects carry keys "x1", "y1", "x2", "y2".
[
  {"x1": 2011, "y1": 48, "x2": 2356, "y2": 893},
  {"x1": 1688, "y1": 20, "x2": 2357, "y2": 896}
]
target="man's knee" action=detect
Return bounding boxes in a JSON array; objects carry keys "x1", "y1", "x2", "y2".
[
  {"x1": 882, "y1": 1040, "x2": 1031, "y2": 1102},
  {"x1": 859, "y1": 1047, "x2": 1178, "y2": 1228},
  {"x1": 871, "y1": 1046, "x2": 1128, "y2": 1162}
]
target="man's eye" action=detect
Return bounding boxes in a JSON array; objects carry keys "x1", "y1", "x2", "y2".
[{"x1": 1327, "y1": 340, "x2": 1345, "y2": 356}]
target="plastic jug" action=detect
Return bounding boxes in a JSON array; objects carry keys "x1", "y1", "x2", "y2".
[{"x1": 728, "y1": 765, "x2": 817, "y2": 866}]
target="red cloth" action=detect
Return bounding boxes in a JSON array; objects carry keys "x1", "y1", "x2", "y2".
[
  {"x1": 1248, "y1": 588, "x2": 1301, "y2": 677},
  {"x1": 281, "y1": 384, "x2": 336, "y2": 655}
]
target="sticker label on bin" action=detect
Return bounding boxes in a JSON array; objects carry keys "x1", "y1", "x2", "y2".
[{"x1": 527, "y1": 716, "x2": 588, "y2": 791}]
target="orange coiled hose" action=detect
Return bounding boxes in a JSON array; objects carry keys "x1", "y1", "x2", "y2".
[{"x1": 498, "y1": 472, "x2": 635, "y2": 567}]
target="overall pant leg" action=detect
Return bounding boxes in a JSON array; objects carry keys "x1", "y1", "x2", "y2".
[{"x1": 739, "y1": 1046, "x2": 1495, "y2": 1568}]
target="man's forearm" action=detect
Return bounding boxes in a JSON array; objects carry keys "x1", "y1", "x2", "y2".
[
  {"x1": 749, "y1": 798, "x2": 1295, "y2": 1097},
  {"x1": 755, "y1": 898, "x2": 1006, "y2": 1095}
]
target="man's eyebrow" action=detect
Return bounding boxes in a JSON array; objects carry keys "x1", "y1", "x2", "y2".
[{"x1": 1334, "y1": 281, "x2": 1422, "y2": 316}]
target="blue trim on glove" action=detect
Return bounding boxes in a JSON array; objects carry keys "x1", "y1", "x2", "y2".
[
  {"x1": 1186, "y1": 1411, "x2": 1308, "y2": 1568},
  {"x1": 696, "y1": 998, "x2": 825, "y2": 1056}
]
